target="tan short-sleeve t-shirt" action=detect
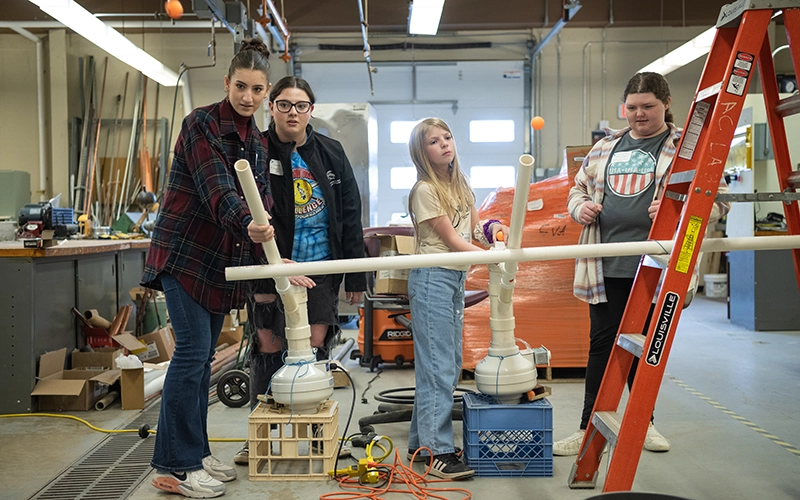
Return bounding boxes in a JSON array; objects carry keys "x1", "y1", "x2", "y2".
[{"x1": 411, "y1": 181, "x2": 472, "y2": 271}]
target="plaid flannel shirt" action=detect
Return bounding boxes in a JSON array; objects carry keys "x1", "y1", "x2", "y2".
[{"x1": 142, "y1": 99, "x2": 271, "y2": 314}]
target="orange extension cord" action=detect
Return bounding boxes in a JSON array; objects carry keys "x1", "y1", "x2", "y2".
[{"x1": 321, "y1": 448, "x2": 472, "y2": 500}]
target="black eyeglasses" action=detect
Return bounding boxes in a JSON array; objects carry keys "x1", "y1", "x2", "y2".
[{"x1": 274, "y1": 100, "x2": 312, "y2": 114}]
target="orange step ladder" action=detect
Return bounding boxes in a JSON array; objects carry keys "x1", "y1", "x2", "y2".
[{"x1": 569, "y1": 1, "x2": 800, "y2": 492}]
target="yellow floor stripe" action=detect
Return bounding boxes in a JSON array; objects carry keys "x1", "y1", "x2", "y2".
[{"x1": 669, "y1": 376, "x2": 798, "y2": 459}]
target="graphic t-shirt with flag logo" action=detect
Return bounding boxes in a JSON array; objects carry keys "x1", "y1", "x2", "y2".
[{"x1": 598, "y1": 129, "x2": 670, "y2": 278}]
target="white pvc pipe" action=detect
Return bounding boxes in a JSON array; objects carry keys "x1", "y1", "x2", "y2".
[
  {"x1": 144, "y1": 371, "x2": 166, "y2": 400},
  {"x1": 12, "y1": 27, "x2": 48, "y2": 201},
  {"x1": 506, "y1": 154, "x2": 534, "y2": 251},
  {"x1": 233, "y1": 159, "x2": 332, "y2": 412},
  {"x1": 233, "y1": 159, "x2": 295, "y2": 306},
  {"x1": 477, "y1": 155, "x2": 538, "y2": 402},
  {"x1": 226, "y1": 235, "x2": 800, "y2": 281}
]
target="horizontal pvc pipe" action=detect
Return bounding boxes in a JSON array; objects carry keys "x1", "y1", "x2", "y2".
[{"x1": 226, "y1": 235, "x2": 800, "y2": 281}]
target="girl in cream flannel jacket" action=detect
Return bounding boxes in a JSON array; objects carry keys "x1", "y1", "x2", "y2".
[{"x1": 567, "y1": 123, "x2": 730, "y2": 305}]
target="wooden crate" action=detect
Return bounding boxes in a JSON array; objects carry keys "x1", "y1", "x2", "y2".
[{"x1": 248, "y1": 399, "x2": 338, "y2": 481}]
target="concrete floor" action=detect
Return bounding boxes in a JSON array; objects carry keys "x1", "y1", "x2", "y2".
[{"x1": 2, "y1": 295, "x2": 799, "y2": 500}]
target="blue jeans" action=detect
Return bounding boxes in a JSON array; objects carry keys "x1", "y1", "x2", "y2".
[
  {"x1": 151, "y1": 273, "x2": 224, "y2": 473},
  {"x1": 407, "y1": 266, "x2": 466, "y2": 456}
]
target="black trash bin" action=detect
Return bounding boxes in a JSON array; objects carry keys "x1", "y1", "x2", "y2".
[{"x1": 585, "y1": 493, "x2": 691, "y2": 500}]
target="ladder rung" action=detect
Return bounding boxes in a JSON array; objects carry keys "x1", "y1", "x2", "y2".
[
  {"x1": 617, "y1": 333, "x2": 646, "y2": 358},
  {"x1": 593, "y1": 411, "x2": 623, "y2": 447},
  {"x1": 775, "y1": 93, "x2": 800, "y2": 118},
  {"x1": 643, "y1": 254, "x2": 668, "y2": 269},
  {"x1": 664, "y1": 190, "x2": 688, "y2": 202},
  {"x1": 716, "y1": 191, "x2": 800, "y2": 202},
  {"x1": 697, "y1": 82, "x2": 722, "y2": 101},
  {"x1": 667, "y1": 170, "x2": 696, "y2": 185}
]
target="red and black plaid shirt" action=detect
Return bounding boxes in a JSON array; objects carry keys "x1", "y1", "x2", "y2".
[{"x1": 142, "y1": 99, "x2": 271, "y2": 314}]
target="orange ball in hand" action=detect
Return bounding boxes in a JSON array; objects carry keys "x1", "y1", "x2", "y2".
[
  {"x1": 530, "y1": 116, "x2": 545, "y2": 130},
  {"x1": 165, "y1": 0, "x2": 184, "y2": 19}
]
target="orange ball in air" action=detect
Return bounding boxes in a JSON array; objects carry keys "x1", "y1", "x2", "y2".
[
  {"x1": 165, "y1": 0, "x2": 184, "y2": 20},
  {"x1": 530, "y1": 116, "x2": 545, "y2": 130}
]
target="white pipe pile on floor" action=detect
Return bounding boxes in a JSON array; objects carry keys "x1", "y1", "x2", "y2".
[{"x1": 226, "y1": 235, "x2": 800, "y2": 281}]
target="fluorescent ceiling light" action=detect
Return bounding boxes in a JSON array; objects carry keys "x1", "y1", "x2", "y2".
[
  {"x1": 639, "y1": 27, "x2": 716, "y2": 76},
  {"x1": 28, "y1": 0, "x2": 181, "y2": 86},
  {"x1": 408, "y1": 0, "x2": 445, "y2": 36}
]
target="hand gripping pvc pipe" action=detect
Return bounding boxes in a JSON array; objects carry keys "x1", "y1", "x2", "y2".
[{"x1": 234, "y1": 159, "x2": 333, "y2": 413}]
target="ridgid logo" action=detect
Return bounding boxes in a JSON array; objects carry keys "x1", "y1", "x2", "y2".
[
  {"x1": 646, "y1": 291, "x2": 679, "y2": 366},
  {"x1": 379, "y1": 329, "x2": 412, "y2": 341}
]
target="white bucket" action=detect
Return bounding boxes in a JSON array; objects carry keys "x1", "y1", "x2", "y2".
[{"x1": 704, "y1": 273, "x2": 728, "y2": 298}]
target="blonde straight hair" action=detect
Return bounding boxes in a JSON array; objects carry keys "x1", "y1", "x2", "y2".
[{"x1": 407, "y1": 118, "x2": 475, "y2": 236}]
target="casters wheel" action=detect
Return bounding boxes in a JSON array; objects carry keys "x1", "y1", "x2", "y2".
[
  {"x1": 138, "y1": 424, "x2": 151, "y2": 439},
  {"x1": 370, "y1": 356, "x2": 382, "y2": 372},
  {"x1": 217, "y1": 369, "x2": 250, "y2": 408}
]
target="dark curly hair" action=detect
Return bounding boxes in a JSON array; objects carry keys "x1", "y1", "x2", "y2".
[{"x1": 623, "y1": 72, "x2": 673, "y2": 123}]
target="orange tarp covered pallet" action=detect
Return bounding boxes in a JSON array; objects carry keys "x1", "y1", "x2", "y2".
[{"x1": 463, "y1": 146, "x2": 592, "y2": 370}]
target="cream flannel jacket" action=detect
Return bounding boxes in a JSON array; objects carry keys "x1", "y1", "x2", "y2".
[{"x1": 567, "y1": 123, "x2": 730, "y2": 304}]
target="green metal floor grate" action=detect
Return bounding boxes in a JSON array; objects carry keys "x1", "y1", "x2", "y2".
[{"x1": 30, "y1": 403, "x2": 160, "y2": 500}]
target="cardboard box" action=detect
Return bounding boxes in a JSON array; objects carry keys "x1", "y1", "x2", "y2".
[
  {"x1": 329, "y1": 361, "x2": 351, "y2": 388},
  {"x1": 71, "y1": 347, "x2": 124, "y2": 370},
  {"x1": 217, "y1": 325, "x2": 245, "y2": 348},
  {"x1": 31, "y1": 348, "x2": 120, "y2": 411},
  {"x1": 562, "y1": 145, "x2": 593, "y2": 185},
  {"x1": 120, "y1": 368, "x2": 145, "y2": 410},
  {"x1": 136, "y1": 327, "x2": 176, "y2": 363},
  {"x1": 374, "y1": 235, "x2": 415, "y2": 295}
]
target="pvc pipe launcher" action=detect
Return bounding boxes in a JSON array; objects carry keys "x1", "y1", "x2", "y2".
[
  {"x1": 474, "y1": 154, "x2": 548, "y2": 403},
  {"x1": 234, "y1": 159, "x2": 333, "y2": 413}
]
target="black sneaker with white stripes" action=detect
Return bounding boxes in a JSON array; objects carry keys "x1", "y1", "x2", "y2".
[
  {"x1": 428, "y1": 453, "x2": 474, "y2": 480},
  {"x1": 407, "y1": 446, "x2": 462, "y2": 463}
]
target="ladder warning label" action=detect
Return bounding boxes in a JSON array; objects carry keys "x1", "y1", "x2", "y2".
[
  {"x1": 646, "y1": 291, "x2": 680, "y2": 367},
  {"x1": 676, "y1": 215, "x2": 703, "y2": 274},
  {"x1": 726, "y1": 52, "x2": 754, "y2": 96},
  {"x1": 678, "y1": 102, "x2": 710, "y2": 160}
]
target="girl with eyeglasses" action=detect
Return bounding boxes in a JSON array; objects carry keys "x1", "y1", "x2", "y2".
[{"x1": 234, "y1": 76, "x2": 366, "y2": 465}]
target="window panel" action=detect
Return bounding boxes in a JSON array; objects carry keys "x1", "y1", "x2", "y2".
[
  {"x1": 390, "y1": 120, "x2": 422, "y2": 144},
  {"x1": 391, "y1": 167, "x2": 417, "y2": 189},
  {"x1": 469, "y1": 120, "x2": 515, "y2": 142},
  {"x1": 470, "y1": 166, "x2": 516, "y2": 188}
]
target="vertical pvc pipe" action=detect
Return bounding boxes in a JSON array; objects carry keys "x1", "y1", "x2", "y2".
[
  {"x1": 234, "y1": 159, "x2": 331, "y2": 412},
  {"x1": 475, "y1": 155, "x2": 538, "y2": 402}
]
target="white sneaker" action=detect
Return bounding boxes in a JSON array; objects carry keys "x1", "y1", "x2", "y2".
[
  {"x1": 553, "y1": 430, "x2": 584, "y2": 456},
  {"x1": 644, "y1": 423, "x2": 670, "y2": 452},
  {"x1": 202, "y1": 455, "x2": 237, "y2": 482},
  {"x1": 152, "y1": 469, "x2": 225, "y2": 498}
]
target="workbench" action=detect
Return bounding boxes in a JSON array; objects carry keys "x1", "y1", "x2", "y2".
[{"x1": 0, "y1": 239, "x2": 150, "y2": 413}]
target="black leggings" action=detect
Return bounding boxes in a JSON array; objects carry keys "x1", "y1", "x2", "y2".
[{"x1": 580, "y1": 277, "x2": 654, "y2": 429}]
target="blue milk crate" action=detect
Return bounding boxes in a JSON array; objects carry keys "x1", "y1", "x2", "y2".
[
  {"x1": 51, "y1": 207, "x2": 76, "y2": 225},
  {"x1": 462, "y1": 392, "x2": 553, "y2": 477}
]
